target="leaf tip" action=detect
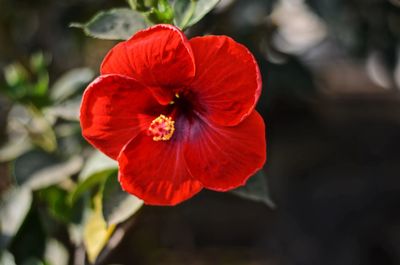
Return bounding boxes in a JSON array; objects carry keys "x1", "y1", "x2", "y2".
[{"x1": 69, "y1": 23, "x2": 84, "y2": 29}]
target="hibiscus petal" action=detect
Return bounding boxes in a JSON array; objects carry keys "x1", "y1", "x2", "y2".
[
  {"x1": 101, "y1": 24, "x2": 196, "y2": 92},
  {"x1": 189, "y1": 36, "x2": 262, "y2": 126},
  {"x1": 117, "y1": 131, "x2": 203, "y2": 206},
  {"x1": 185, "y1": 111, "x2": 266, "y2": 191},
  {"x1": 80, "y1": 74, "x2": 163, "y2": 160}
]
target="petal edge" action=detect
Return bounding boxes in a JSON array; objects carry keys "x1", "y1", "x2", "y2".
[
  {"x1": 189, "y1": 36, "x2": 262, "y2": 126},
  {"x1": 185, "y1": 111, "x2": 266, "y2": 191}
]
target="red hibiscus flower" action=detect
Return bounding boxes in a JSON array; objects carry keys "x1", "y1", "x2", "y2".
[{"x1": 80, "y1": 24, "x2": 266, "y2": 206}]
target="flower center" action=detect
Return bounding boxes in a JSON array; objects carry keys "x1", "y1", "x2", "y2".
[{"x1": 148, "y1": 114, "x2": 175, "y2": 141}]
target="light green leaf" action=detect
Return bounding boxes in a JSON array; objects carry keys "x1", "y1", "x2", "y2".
[
  {"x1": 173, "y1": 0, "x2": 220, "y2": 29},
  {"x1": 79, "y1": 151, "x2": 118, "y2": 182},
  {"x1": 0, "y1": 105, "x2": 33, "y2": 162},
  {"x1": 3, "y1": 63, "x2": 28, "y2": 88},
  {"x1": 68, "y1": 170, "x2": 114, "y2": 205},
  {"x1": 29, "y1": 52, "x2": 48, "y2": 73},
  {"x1": 44, "y1": 239, "x2": 69, "y2": 265},
  {"x1": 32, "y1": 72, "x2": 49, "y2": 98},
  {"x1": 231, "y1": 170, "x2": 276, "y2": 208},
  {"x1": 83, "y1": 194, "x2": 115, "y2": 263},
  {"x1": 102, "y1": 172, "x2": 143, "y2": 226},
  {"x1": 69, "y1": 151, "x2": 117, "y2": 204},
  {"x1": 0, "y1": 136, "x2": 32, "y2": 162},
  {"x1": 38, "y1": 186, "x2": 77, "y2": 224},
  {"x1": 13, "y1": 150, "x2": 83, "y2": 190},
  {"x1": 45, "y1": 96, "x2": 82, "y2": 121},
  {"x1": 0, "y1": 251, "x2": 16, "y2": 265},
  {"x1": 23, "y1": 107, "x2": 57, "y2": 153},
  {"x1": 50, "y1": 68, "x2": 94, "y2": 103},
  {"x1": 0, "y1": 187, "x2": 32, "y2": 249},
  {"x1": 71, "y1": 8, "x2": 148, "y2": 40}
]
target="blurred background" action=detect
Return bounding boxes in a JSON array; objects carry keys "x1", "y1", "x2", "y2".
[{"x1": 1, "y1": 0, "x2": 400, "y2": 264}]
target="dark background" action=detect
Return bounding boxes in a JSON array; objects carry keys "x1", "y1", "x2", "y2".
[{"x1": 1, "y1": 0, "x2": 400, "y2": 264}]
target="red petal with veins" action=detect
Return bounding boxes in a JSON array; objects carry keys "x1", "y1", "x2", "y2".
[
  {"x1": 80, "y1": 74, "x2": 163, "y2": 160},
  {"x1": 185, "y1": 111, "x2": 266, "y2": 191},
  {"x1": 189, "y1": 36, "x2": 262, "y2": 127},
  {"x1": 101, "y1": 24, "x2": 195, "y2": 99},
  {"x1": 117, "y1": 130, "x2": 203, "y2": 206}
]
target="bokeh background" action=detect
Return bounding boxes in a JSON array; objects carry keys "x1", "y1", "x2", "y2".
[{"x1": 1, "y1": 0, "x2": 400, "y2": 264}]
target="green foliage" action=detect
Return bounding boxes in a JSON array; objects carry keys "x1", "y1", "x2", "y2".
[
  {"x1": 50, "y1": 68, "x2": 94, "y2": 103},
  {"x1": 128, "y1": 0, "x2": 157, "y2": 12},
  {"x1": 102, "y1": 172, "x2": 143, "y2": 226},
  {"x1": 83, "y1": 193, "x2": 115, "y2": 263},
  {"x1": 43, "y1": 239, "x2": 68, "y2": 265},
  {"x1": 0, "y1": 132, "x2": 31, "y2": 162},
  {"x1": 13, "y1": 150, "x2": 82, "y2": 190},
  {"x1": 0, "y1": 251, "x2": 16, "y2": 265},
  {"x1": 38, "y1": 186, "x2": 79, "y2": 224},
  {"x1": 71, "y1": 8, "x2": 148, "y2": 40},
  {"x1": 0, "y1": 53, "x2": 140, "y2": 264},
  {"x1": 2, "y1": 53, "x2": 50, "y2": 108},
  {"x1": 0, "y1": 188, "x2": 32, "y2": 250},
  {"x1": 231, "y1": 170, "x2": 276, "y2": 208},
  {"x1": 68, "y1": 151, "x2": 117, "y2": 204},
  {"x1": 10, "y1": 208, "x2": 46, "y2": 265},
  {"x1": 173, "y1": 0, "x2": 221, "y2": 29},
  {"x1": 145, "y1": 0, "x2": 174, "y2": 24},
  {"x1": 73, "y1": 0, "x2": 221, "y2": 40}
]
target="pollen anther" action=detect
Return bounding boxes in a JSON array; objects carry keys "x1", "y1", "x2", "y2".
[{"x1": 148, "y1": 114, "x2": 175, "y2": 141}]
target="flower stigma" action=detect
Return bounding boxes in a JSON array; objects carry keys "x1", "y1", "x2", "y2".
[{"x1": 148, "y1": 114, "x2": 175, "y2": 141}]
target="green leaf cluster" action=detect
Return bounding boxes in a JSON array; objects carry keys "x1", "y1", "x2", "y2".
[
  {"x1": 0, "y1": 55, "x2": 143, "y2": 264},
  {"x1": 2, "y1": 53, "x2": 50, "y2": 108},
  {"x1": 72, "y1": 0, "x2": 222, "y2": 40}
]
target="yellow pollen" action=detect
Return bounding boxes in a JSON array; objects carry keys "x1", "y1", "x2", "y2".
[
  {"x1": 175, "y1": 93, "x2": 180, "y2": 98},
  {"x1": 148, "y1": 114, "x2": 175, "y2": 141}
]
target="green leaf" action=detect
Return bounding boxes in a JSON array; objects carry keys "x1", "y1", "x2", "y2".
[
  {"x1": 29, "y1": 52, "x2": 48, "y2": 73},
  {"x1": 0, "y1": 251, "x2": 16, "y2": 265},
  {"x1": 102, "y1": 172, "x2": 143, "y2": 226},
  {"x1": 3, "y1": 55, "x2": 50, "y2": 105},
  {"x1": 146, "y1": 0, "x2": 174, "y2": 24},
  {"x1": 38, "y1": 186, "x2": 80, "y2": 224},
  {"x1": 22, "y1": 107, "x2": 57, "y2": 153},
  {"x1": 44, "y1": 239, "x2": 68, "y2": 265},
  {"x1": 30, "y1": 52, "x2": 50, "y2": 98},
  {"x1": 231, "y1": 170, "x2": 276, "y2": 208},
  {"x1": 13, "y1": 150, "x2": 83, "y2": 190},
  {"x1": 0, "y1": 188, "x2": 32, "y2": 249},
  {"x1": 3, "y1": 104, "x2": 57, "y2": 159},
  {"x1": 128, "y1": 0, "x2": 155, "y2": 12},
  {"x1": 50, "y1": 68, "x2": 94, "y2": 103},
  {"x1": 3, "y1": 63, "x2": 28, "y2": 88},
  {"x1": 173, "y1": 0, "x2": 220, "y2": 29},
  {"x1": 0, "y1": 105, "x2": 33, "y2": 162},
  {"x1": 3, "y1": 63, "x2": 29, "y2": 99},
  {"x1": 10, "y1": 209, "x2": 46, "y2": 264},
  {"x1": 32, "y1": 72, "x2": 49, "y2": 98},
  {"x1": 68, "y1": 170, "x2": 113, "y2": 205},
  {"x1": 71, "y1": 8, "x2": 148, "y2": 40},
  {"x1": 45, "y1": 96, "x2": 82, "y2": 121},
  {"x1": 83, "y1": 194, "x2": 115, "y2": 264},
  {"x1": 79, "y1": 151, "x2": 118, "y2": 181},
  {"x1": 0, "y1": 136, "x2": 32, "y2": 162},
  {"x1": 68, "y1": 151, "x2": 117, "y2": 204}
]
